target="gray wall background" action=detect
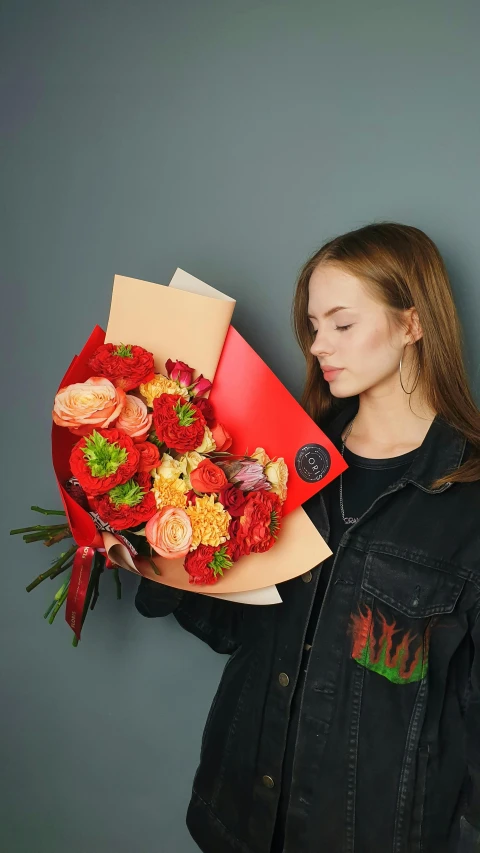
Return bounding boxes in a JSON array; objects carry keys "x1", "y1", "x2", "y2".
[{"x1": 2, "y1": 1, "x2": 480, "y2": 851}]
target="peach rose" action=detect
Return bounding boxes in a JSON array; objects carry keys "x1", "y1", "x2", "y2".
[
  {"x1": 146, "y1": 506, "x2": 193, "y2": 559},
  {"x1": 115, "y1": 394, "x2": 152, "y2": 442},
  {"x1": 211, "y1": 422, "x2": 232, "y2": 451},
  {"x1": 53, "y1": 377, "x2": 126, "y2": 436}
]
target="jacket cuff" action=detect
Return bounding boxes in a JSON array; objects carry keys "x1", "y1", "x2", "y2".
[
  {"x1": 458, "y1": 816, "x2": 480, "y2": 851},
  {"x1": 465, "y1": 769, "x2": 480, "y2": 831},
  {"x1": 135, "y1": 577, "x2": 184, "y2": 618}
]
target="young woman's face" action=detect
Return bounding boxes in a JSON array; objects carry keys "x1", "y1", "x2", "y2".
[{"x1": 308, "y1": 263, "x2": 410, "y2": 398}]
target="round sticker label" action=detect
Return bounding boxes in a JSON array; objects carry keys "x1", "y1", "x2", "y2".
[{"x1": 295, "y1": 444, "x2": 331, "y2": 483}]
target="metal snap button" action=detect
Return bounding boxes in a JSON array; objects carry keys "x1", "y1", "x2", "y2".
[
  {"x1": 278, "y1": 672, "x2": 290, "y2": 687},
  {"x1": 262, "y1": 775, "x2": 275, "y2": 788},
  {"x1": 301, "y1": 571, "x2": 313, "y2": 583}
]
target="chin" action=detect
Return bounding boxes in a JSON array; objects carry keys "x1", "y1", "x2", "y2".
[{"x1": 328, "y1": 381, "x2": 351, "y2": 399}]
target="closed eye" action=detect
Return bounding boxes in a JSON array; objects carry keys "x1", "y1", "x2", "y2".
[{"x1": 335, "y1": 325, "x2": 353, "y2": 332}]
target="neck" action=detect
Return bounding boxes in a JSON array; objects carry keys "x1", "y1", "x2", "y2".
[{"x1": 344, "y1": 387, "x2": 437, "y2": 456}]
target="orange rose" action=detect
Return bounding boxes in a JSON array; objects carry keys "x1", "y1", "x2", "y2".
[
  {"x1": 190, "y1": 459, "x2": 228, "y2": 494},
  {"x1": 115, "y1": 394, "x2": 152, "y2": 442},
  {"x1": 146, "y1": 507, "x2": 192, "y2": 559},
  {"x1": 53, "y1": 377, "x2": 125, "y2": 436},
  {"x1": 210, "y1": 422, "x2": 232, "y2": 452}
]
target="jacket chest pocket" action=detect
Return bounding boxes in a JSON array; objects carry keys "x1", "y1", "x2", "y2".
[{"x1": 350, "y1": 551, "x2": 465, "y2": 685}]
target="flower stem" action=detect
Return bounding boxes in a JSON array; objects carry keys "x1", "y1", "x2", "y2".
[
  {"x1": 26, "y1": 544, "x2": 77, "y2": 591},
  {"x1": 48, "y1": 579, "x2": 71, "y2": 624},
  {"x1": 22, "y1": 527, "x2": 70, "y2": 544},
  {"x1": 10, "y1": 523, "x2": 69, "y2": 536},
  {"x1": 43, "y1": 530, "x2": 72, "y2": 546},
  {"x1": 31, "y1": 506, "x2": 66, "y2": 516},
  {"x1": 148, "y1": 557, "x2": 161, "y2": 576},
  {"x1": 90, "y1": 564, "x2": 104, "y2": 611},
  {"x1": 43, "y1": 599, "x2": 57, "y2": 619},
  {"x1": 113, "y1": 567, "x2": 122, "y2": 599},
  {"x1": 49, "y1": 557, "x2": 74, "y2": 581}
]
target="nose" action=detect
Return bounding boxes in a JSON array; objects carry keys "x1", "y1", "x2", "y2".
[{"x1": 310, "y1": 329, "x2": 333, "y2": 359}]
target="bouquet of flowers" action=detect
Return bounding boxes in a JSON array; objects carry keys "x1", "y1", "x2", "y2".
[
  {"x1": 54, "y1": 342, "x2": 288, "y2": 582},
  {"x1": 12, "y1": 269, "x2": 344, "y2": 644}
]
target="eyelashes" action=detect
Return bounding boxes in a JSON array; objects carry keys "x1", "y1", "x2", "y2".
[{"x1": 310, "y1": 324, "x2": 353, "y2": 334}]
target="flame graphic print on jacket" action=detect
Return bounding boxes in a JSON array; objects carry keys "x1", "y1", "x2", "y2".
[{"x1": 350, "y1": 605, "x2": 430, "y2": 685}]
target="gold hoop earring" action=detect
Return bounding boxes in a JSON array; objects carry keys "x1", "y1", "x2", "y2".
[{"x1": 399, "y1": 344, "x2": 420, "y2": 394}]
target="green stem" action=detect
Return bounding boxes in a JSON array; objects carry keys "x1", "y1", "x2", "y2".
[
  {"x1": 43, "y1": 599, "x2": 57, "y2": 619},
  {"x1": 11, "y1": 523, "x2": 69, "y2": 535},
  {"x1": 48, "y1": 580, "x2": 70, "y2": 624},
  {"x1": 43, "y1": 530, "x2": 72, "y2": 547},
  {"x1": 49, "y1": 557, "x2": 74, "y2": 581},
  {"x1": 148, "y1": 557, "x2": 161, "y2": 576},
  {"x1": 113, "y1": 567, "x2": 122, "y2": 599},
  {"x1": 90, "y1": 565, "x2": 104, "y2": 611},
  {"x1": 26, "y1": 544, "x2": 77, "y2": 591},
  {"x1": 31, "y1": 506, "x2": 66, "y2": 516},
  {"x1": 22, "y1": 528, "x2": 70, "y2": 544}
]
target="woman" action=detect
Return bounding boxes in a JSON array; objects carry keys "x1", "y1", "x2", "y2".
[{"x1": 135, "y1": 222, "x2": 480, "y2": 853}]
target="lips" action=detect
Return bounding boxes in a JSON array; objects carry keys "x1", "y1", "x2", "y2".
[{"x1": 322, "y1": 367, "x2": 343, "y2": 380}]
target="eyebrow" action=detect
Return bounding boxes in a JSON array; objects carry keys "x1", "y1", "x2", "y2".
[{"x1": 308, "y1": 306, "x2": 352, "y2": 320}]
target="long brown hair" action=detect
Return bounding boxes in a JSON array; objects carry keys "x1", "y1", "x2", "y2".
[{"x1": 292, "y1": 221, "x2": 480, "y2": 488}]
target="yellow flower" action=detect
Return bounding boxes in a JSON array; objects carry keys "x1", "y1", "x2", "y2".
[
  {"x1": 139, "y1": 374, "x2": 189, "y2": 407},
  {"x1": 195, "y1": 425, "x2": 216, "y2": 454},
  {"x1": 186, "y1": 494, "x2": 231, "y2": 548},
  {"x1": 251, "y1": 447, "x2": 270, "y2": 467},
  {"x1": 177, "y1": 451, "x2": 206, "y2": 489},
  {"x1": 154, "y1": 452, "x2": 184, "y2": 482},
  {"x1": 153, "y1": 474, "x2": 187, "y2": 510},
  {"x1": 265, "y1": 458, "x2": 289, "y2": 502}
]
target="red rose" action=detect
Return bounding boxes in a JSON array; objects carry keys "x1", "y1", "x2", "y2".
[
  {"x1": 184, "y1": 545, "x2": 217, "y2": 585},
  {"x1": 91, "y1": 471, "x2": 156, "y2": 530},
  {"x1": 69, "y1": 427, "x2": 140, "y2": 496},
  {"x1": 190, "y1": 375, "x2": 212, "y2": 397},
  {"x1": 88, "y1": 343, "x2": 155, "y2": 392},
  {"x1": 219, "y1": 485, "x2": 247, "y2": 517},
  {"x1": 189, "y1": 459, "x2": 228, "y2": 494},
  {"x1": 211, "y1": 422, "x2": 232, "y2": 451},
  {"x1": 136, "y1": 440, "x2": 161, "y2": 473},
  {"x1": 194, "y1": 398, "x2": 216, "y2": 427},
  {"x1": 152, "y1": 393, "x2": 206, "y2": 453},
  {"x1": 165, "y1": 359, "x2": 194, "y2": 388},
  {"x1": 232, "y1": 490, "x2": 283, "y2": 555}
]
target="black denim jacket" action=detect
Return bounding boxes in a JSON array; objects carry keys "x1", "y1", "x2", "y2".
[{"x1": 136, "y1": 399, "x2": 480, "y2": 853}]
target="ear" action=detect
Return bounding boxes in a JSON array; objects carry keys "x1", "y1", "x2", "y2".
[{"x1": 405, "y1": 307, "x2": 423, "y2": 344}]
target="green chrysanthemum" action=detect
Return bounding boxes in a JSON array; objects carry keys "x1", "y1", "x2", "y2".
[
  {"x1": 207, "y1": 546, "x2": 234, "y2": 578},
  {"x1": 108, "y1": 479, "x2": 146, "y2": 508},
  {"x1": 82, "y1": 430, "x2": 128, "y2": 478},
  {"x1": 113, "y1": 343, "x2": 133, "y2": 358},
  {"x1": 174, "y1": 399, "x2": 197, "y2": 427}
]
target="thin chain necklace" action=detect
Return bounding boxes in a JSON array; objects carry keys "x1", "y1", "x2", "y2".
[{"x1": 339, "y1": 414, "x2": 359, "y2": 525}]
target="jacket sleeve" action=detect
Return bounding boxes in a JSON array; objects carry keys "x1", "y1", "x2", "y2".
[
  {"x1": 457, "y1": 816, "x2": 480, "y2": 852},
  {"x1": 134, "y1": 577, "x2": 244, "y2": 655},
  {"x1": 461, "y1": 607, "x2": 480, "y2": 848}
]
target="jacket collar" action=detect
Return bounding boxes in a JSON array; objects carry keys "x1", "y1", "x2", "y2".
[{"x1": 324, "y1": 397, "x2": 466, "y2": 494}]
